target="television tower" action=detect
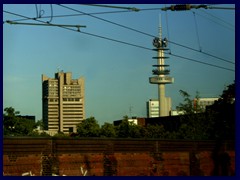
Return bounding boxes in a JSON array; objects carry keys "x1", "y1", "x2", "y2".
[{"x1": 149, "y1": 15, "x2": 174, "y2": 117}]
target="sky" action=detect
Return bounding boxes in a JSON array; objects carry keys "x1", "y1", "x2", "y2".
[{"x1": 3, "y1": 4, "x2": 235, "y2": 125}]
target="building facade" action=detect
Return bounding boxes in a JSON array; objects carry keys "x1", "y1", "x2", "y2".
[
  {"x1": 42, "y1": 71, "x2": 85, "y2": 134},
  {"x1": 194, "y1": 97, "x2": 219, "y2": 111},
  {"x1": 146, "y1": 98, "x2": 172, "y2": 118}
]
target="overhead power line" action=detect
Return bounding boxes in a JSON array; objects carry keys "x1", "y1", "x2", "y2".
[
  {"x1": 168, "y1": 53, "x2": 234, "y2": 72},
  {"x1": 79, "y1": 4, "x2": 140, "y2": 12},
  {"x1": 6, "y1": 20, "x2": 86, "y2": 31},
  {"x1": 168, "y1": 40, "x2": 234, "y2": 65},
  {"x1": 57, "y1": 4, "x2": 155, "y2": 38},
  {"x1": 196, "y1": 9, "x2": 234, "y2": 31},
  {"x1": 4, "y1": 5, "x2": 235, "y2": 65},
  {"x1": 57, "y1": 4, "x2": 235, "y2": 65},
  {"x1": 3, "y1": 10, "x2": 234, "y2": 72},
  {"x1": 4, "y1": 7, "x2": 165, "y2": 23}
]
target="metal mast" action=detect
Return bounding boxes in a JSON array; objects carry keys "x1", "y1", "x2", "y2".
[{"x1": 149, "y1": 14, "x2": 174, "y2": 117}]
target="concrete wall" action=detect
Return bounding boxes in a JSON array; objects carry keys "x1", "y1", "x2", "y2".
[{"x1": 3, "y1": 137, "x2": 235, "y2": 176}]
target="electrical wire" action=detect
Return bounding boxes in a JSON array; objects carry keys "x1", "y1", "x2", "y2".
[
  {"x1": 167, "y1": 53, "x2": 234, "y2": 72},
  {"x1": 79, "y1": 4, "x2": 140, "y2": 12},
  {"x1": 200, "y1": 9, "x2": 234, "y2": 28},
  {"x1": 47, "y1": 4, "x2": 53, "y2": 23},
  {"x1": 193, "y1": 10, "x2": 234, "y2": 31},
  {"x1": 193, "y1": 11, "x2": 202, "y2": 51},
  {"x1": 35, "y1": 4, "x2": 38, "y2": 18},
  {"x1": 165, "y1": 5, "x2": 171, "y2": 53},
  {"x1": 7, "y1": 7, "x2": 163, "y2": 23},
  {"x1": 57, "y1": 4, "x2": 234, "y2": 65},
  {"x1": 57, "y1": 4, "x2": 155, "y2": 38},
  {"x1": 3, "y1": 10, "x2": 234, "y2": 72},
  {"x1": 4, "y1": 5, "x2": 234, "y2": 66},
  {"x1": 168, "y1": 40, "x2": 234, "y2": 65}
]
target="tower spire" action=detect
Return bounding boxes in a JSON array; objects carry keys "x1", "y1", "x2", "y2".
[{"x1": 159, "y1": 14, "x2": 162, "y2": 40}]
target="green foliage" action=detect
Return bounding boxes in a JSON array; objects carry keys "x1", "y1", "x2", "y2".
[
  {"x1": 3, "y1": 107, "x2": 37, "y2": 136},
  {"x1": 100, "y1": 122, "x2": 116, "y2": 137},
  {"x1": 176, "y1": 90, "x2": 203, "y2": 114},
  {"x1": 145, "y1": 125, "x2": 166, "y2": 138},
  {"x1": 207, "y1": 81, "x2": 235, "y2": 140},
  {"x1": 76, "y1": 117, "x2": 101, "y2": 137},
  {"x1": 115, "y1": 119, "x2": 130, "y2": 138},
  {"x1": 175, "y1": 90, "x2": 213, "y2": 140},
  {"x1": 53, "y1": 131, "x2": 70, "y2": 138},
  {"x1": 115, "y1": 116, "x2": 148, "y2": 138}
]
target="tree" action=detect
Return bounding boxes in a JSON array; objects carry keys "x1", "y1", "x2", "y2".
[
  {"x1": 115, "y1": 116, "x2": 145, "y2": 138},
  {"x1": 100, "y1": 122, "x2": 116, "y2": 137},
  {"x1": 207, "y1": 82, "x2": 235, "y2": 140},
  {"x1": 76, "y1": 117, "x2": 101, "y2": 137},
  {"x1": 3, "y1": 107, "x2": 37, "y2": 136},
  {"x1": 175, "y1": 90, "x2": 211, "y2": 140},
  {"x1": 3, "y1": 107, "x2": 19, "y2": 135},
  {"x1": 128, "y1": 122, "x2": 143, "y2": 138},
  {"x1": 115, "y1": 118, "x2": 130, "y2": 138},
  {"x1": 145, "y1": 124, "x2": 166, "y2": 138}
]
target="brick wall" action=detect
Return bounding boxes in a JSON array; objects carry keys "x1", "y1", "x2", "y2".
[{"x1": 3, "y1": 137, "x2": 235, "y2": 176}]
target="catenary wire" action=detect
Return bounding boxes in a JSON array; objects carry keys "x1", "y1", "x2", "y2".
[
  {"x1": 3, "y1": 4, "x2": 234, "y2": 65},
  {"x1": 168, "y1": 53, "x2": 234, "y2": 72},
  {"x1": 57, "y1": 4, "x2": 235, "y2": 65},
  {"x1": 7, "y1": 7, "x2": 163, "y2": 22},
  {"x1": 200, "y1": 9, "x2": 234, "y2": 28},
  {"x1": 193, "y1": 11, "x2": 202, "y2": 51},
  {"x1": 192, "y1": 10, "x2": 234, "y2": 31},
  {"x1": 168, "y1": 40, "x2": 234, "y2": 65},
  {"x1": 3, "y1": 10, "x2": 234, "y2": 72},
  {"x1": 165, "y1": 5, "x2": 171, "y2": 53},
  {"x1": 57, "y1": 4, "x2": 156, "y2": 39}
]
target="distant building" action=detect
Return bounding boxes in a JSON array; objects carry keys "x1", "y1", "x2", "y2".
[
  {"x1": 146, "y1": 98, "x2": 172, "y2": 118},
  {"x1": 16, "y1": 115, "x2": 36, "y2": 123},
  {"x1": 170, "y1": 110, "x2": 184, "y2": 116},
  {"x1": 194, "y1": 97, "x2": 219, "y2": 111},
  {"x1": 113, "y1": 117, "x2": 146, "y2": 126},
  {"x1": 42, "y1": 71, "x2": 85, "y2": 134}
]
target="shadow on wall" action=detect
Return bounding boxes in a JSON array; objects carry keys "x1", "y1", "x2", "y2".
[
  {"x1": 211, "y1": 140, "x2": 234, "y2": 176},
  {"x1": 103, "y1": 153, "x2": 117, "y2": 176}
]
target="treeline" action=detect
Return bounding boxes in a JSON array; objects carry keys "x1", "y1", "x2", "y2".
[{"x1": 3, "y1": 82, "x2": 235, "y2": 140}]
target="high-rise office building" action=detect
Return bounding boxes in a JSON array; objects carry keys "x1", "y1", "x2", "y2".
[{"x1": 42, "y1": 71, "x2": 85, "y2": 134}]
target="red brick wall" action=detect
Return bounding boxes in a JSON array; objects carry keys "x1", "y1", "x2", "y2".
[{"x1": 3, "y1": 138, "x2": 235, "y2": 176}]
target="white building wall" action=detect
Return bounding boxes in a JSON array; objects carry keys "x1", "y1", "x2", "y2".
[{"x1": 147, "y1": 98, "x2": 172, "y2": 118}]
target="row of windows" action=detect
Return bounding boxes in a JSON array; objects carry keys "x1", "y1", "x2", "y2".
[
  {"x1": 63, "y1": 116, "x2": 83, "y2": 118},
  {"x1": 199, "y1": 101, "x2": 215, "y2": 106},
  {"x1": 63, "y1": 98, "x2": 81, "y2": 101},
  {"x1": 49, "y1": 99, "x2": 58, "y2": 102},
  {"x1": 63, "y1": 110, "x2": 83, "y2": 112},
  {"x1": 62, "y1": 104, "x2": 83, "y2": 107}
]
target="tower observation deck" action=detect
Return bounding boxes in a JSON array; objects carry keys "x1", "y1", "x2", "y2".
[{"x1": 149, "y1": 16, "x2": 174, "y2": 117}]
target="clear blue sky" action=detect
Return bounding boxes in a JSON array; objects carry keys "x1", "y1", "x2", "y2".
[{"x1": 3, "y1": 4, "x2": 235, "y2": 125}]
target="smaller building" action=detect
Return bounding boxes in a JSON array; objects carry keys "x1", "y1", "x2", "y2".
[
  {"x1": 146, "y1": 99, "x2": 159, "y2": 118},
  {"x1": 194, "y1": 98, "x2": 219, "y2": 111},
  {"x1": 113, "y1": 117, "x2": 145, "y2": 126},
  {"x1": 16, "y1": 115, "x2": 36, "y2": 123},
  {"x1": 146, "y1": 98, "x2": 172, "y2": 118}
]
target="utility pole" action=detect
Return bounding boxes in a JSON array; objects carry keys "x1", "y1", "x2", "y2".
[{"x1": 149, "y1": 14, "x2": 174, "y2": 117}]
